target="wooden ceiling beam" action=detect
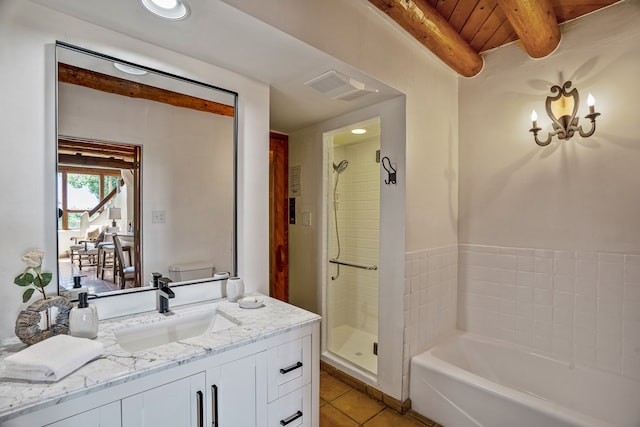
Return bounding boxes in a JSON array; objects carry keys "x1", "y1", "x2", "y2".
[
  {"x1": 58, "y1": 138, "x2": 137, "y2": 159},
  {"x1": 369, "y1": 0, "x2": 484, "y2": 77},
  {"x1": 496, "y1": 0, "x2": 561, "y2": 58},
  {"x1": 58, "y1": 63, "x2": 234, "y2": 117},
  {"x1": 57, "y1": 165, "x2": 122, "y2": 176},
  {"x1": 58, "y1": 153, "x2": 135, "y2": 170}
]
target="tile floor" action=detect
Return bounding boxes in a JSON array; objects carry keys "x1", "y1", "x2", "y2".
[{"x1": 319, "y1": 369, "x2": 443, "y2": 427}]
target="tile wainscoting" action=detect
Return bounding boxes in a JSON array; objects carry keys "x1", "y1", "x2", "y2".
[
  {"x1": 457, "y1": 244, "x2": 640, "y2": 381},
  {"x1": 402, "y1": 244, "x2": 640, "y2": 399},
  {"x1": 403, "y1": 245, "x2": 458, "y2": 398}
]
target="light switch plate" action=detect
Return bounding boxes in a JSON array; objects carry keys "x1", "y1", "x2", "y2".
[
  {"x1": 152, "y1": 210, "x2": 166, "y2": 223},
  {"x1": 301, "y1": 212, "x2": 312, "y2": 227}
]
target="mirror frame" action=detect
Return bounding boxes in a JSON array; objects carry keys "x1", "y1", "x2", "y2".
[{"x1": 55, "y1": 41, "x2": 238, "y2": 298}]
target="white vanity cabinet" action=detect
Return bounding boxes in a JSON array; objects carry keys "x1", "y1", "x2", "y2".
[
  {"x1": 267, "y1": 385, "x2": 312, "y2": 427},
  {"x1": 208, "y1": 354, "x2": 260, "y2": 426},
  {"x1": 44, "y1": 402, "x2": 120, "y2": 427},
  {"x1": 121, "y1": 372, "x2": 205, "y2": 427},
  {"x1": 264, "y1": 335, "x2": 313, "y2": 427},
  {"x1": 4, "y1": 322, "x2": 319, "y2": 427},
  {"x1": 121, "y1": 355, "x2": 261, "y2": 427}
]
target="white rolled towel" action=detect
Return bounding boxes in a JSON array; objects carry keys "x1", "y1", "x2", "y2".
[{"x1": 4, "y1": 335, "x2": 104, "y2": 382}]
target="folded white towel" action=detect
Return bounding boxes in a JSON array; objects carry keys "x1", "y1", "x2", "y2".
[{"x1": 4, "y1": 335, "x2": 104, "y2": 382}]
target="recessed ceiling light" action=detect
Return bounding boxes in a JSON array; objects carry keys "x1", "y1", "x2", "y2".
[
  {"x1": 140, "y1": 0, "x2": 190, "y2": 20},
  {"x1": 351, "y1": 128, "x2": 367, "y2": 135},
  {"x1": 114, "y1": 62, "x2": 148, "y2": 76},
  {"x1": 153, "y1": 0, "x2": 178, "y2": 8}
]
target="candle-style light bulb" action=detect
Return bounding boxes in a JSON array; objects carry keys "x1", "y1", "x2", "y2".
[
  {"x1": 587, "y1": 93, "x2": 595, "y2": 114},
  {"x1": 531, "y1": 110, "x2": 538, "y2": 128}
]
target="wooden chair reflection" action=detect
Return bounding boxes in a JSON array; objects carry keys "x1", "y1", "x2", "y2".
[
  {"x1": 97, "y1": 242, "x2": 115, "y2": 281},
  {"x1": 69, "y1": 212, "x2": 90, "y2": 265},
  {"x1": 69, "y1": 212, "x2": 100, "y2": 269},
  {"x1": 112, "y1": 235, "x2": 135, "y2": 289}
]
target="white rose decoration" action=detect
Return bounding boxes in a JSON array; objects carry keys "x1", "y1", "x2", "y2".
[
  {"x1": 15, "y1": 249, "x2": 52, "y2": 304},
  {"x1": 21, "y1": 250, "x2": 45, "y2": 269}
]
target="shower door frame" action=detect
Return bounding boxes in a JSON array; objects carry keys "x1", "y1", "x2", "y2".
[
  {"x1": 320, "y1": 118, "x2": 381, "y2": 385},
  {"x1": 318, "y1": 97, "x2": 407, "y2": 401}
]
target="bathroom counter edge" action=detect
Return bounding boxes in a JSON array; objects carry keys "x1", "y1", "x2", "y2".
[{"x1": 0, "y1": 293, "x2": 321, "y2": 422}]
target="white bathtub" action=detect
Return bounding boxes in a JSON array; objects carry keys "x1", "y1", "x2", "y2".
[{"x1": 410, "y1": 332, "x2": 640, "y2": 427}]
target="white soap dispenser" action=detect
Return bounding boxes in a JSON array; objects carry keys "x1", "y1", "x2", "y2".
[
  {"x1": 69, "y1": 275, "x2": 88, "y2": 300},
  {"x1": 69, "y1": 292, "x2": 99, "y2": 339}
]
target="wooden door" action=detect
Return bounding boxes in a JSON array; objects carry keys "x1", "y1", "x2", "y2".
[{"x1": 269, "y1": 132, "x2": 289, "y2": 302}]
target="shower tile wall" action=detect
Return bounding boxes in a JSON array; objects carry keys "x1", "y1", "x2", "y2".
[
  {"x1": 458, "y1": 244, "x2": 640, "y2": 381},
  {"x1": 403, "y1": 245, "x2": 458, "y2": 397},
  {"x1": 328, "y1": 140, "x2": 380, "y2": 336}
]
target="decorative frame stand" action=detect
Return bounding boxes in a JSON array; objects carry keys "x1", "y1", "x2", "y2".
[{"x1": 15, "y1": 296, "x2": 72, "y2": 345}]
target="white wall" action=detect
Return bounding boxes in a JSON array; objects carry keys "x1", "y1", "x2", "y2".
[
  {"x1": 227, "y1": 0, "x2": 458, "y2": 401},
  {"x1": 59, "y1": 83, "x2": 235, "y2": 277},
  {"x1": 0, "y1": 0, "x2": 269, "y2": 339},
  {"x1": 288, "y1": 96, "x2": 407, "y2": 399},
  {"x1": 458, "y1": 1, "x2": 640, "y2": 381},
  {"x1": 287, "y1": 131, "x2": 322, "y2": 315},
  {"x1": 223, "y1": 0, "x2": 460, "y2": 251},
  {"x1": 459, "y1": 1, "x2": 640, "y2": 252}
]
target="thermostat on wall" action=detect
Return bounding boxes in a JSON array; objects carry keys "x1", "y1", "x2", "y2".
[{"x1": 289, "y1": 198, "x2": 296, "y2": 224}]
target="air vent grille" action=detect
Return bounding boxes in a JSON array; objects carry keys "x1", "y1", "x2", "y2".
[
  {"x1": 304, "y1": 69, "x2": 376, "y2": 102},
  {"x1": 332, "y1": 89, "x2": 375, "y2": 102},
  {"x1": 305, "y1": 70, "x2": 352, "y2": 93}
]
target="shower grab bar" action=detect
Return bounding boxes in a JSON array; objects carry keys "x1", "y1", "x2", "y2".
[{"x1": 329, "y1": 259, "x2": 378, "y2": 271}]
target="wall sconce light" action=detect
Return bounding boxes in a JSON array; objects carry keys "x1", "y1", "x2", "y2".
[{"x1": 529, "y1": 81, "x2": 600, "y2": 146}]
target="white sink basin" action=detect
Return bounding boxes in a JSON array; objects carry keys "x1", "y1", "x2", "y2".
[{"x1": 114, "y1": 308, "x2": 239, "y2": 352}]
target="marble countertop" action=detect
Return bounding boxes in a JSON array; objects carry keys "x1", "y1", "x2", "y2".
[{"x1": 0, "y1": 293, "x2": 321, "y2": 422}]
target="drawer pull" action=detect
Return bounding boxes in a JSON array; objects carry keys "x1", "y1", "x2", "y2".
[
  {"x1": 196, "y1": 391, "x2": 203, "y2": 427},
  {"x1": 211, "y1": 385, "x2": 219, "y2": 427},
  {"x1": 279, "y1": 361, "x2": 303, "y2": 374},
  {"x1": 280, "y1": 410, "x2": 303, "y2": 426}
]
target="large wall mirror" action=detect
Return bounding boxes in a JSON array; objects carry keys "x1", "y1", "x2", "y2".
[{"x1": 56, "y1": 42, "x2": 237, "y2": 297}]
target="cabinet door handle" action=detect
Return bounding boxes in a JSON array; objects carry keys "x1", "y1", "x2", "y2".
[
  {"x1": 211, "y1": 385, "x2": 219, "y2": 427},
  {"x1": 280, "y1": 410, "x2": 303, "y2": 426},
  {"x1": 279, "y1": 361, "x2": 303, "y2": 374},
  {"x1": 196, "y1": 391, "x2": 203, "y2": 427}
]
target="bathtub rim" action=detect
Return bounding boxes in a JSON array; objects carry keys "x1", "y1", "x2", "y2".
[{"x1": 410, "y1": 331, "x2": 628, "y2": 427}]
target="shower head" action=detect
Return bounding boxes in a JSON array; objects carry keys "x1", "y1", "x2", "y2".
[{"x1": 333, "y1": 159, "x2": 349, "y2": 174}]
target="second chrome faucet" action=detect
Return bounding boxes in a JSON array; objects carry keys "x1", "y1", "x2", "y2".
[{"x1": 152, "y1": 273, "x2": 175, "y2": 314}]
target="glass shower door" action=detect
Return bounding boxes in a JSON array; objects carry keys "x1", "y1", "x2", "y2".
[{"x1": 325, "y1": 119, "x2": 380, "y2": 375}]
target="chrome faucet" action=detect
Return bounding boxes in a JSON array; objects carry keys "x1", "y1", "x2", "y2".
[{"x1": 156, "y1": 276, "x2": 175, "y2": 314}]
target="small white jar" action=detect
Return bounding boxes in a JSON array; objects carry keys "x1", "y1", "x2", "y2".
[
  {"x1": 226, "y1": 277, "x2": 244, "y2": 302},
  {"x1": 214, "y1": 271, "x2": 230, "y2": 280}
]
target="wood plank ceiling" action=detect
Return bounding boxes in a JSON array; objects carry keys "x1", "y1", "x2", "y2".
[{"x1": 369, "y1": 0, "x2": 622, "y2": 77}]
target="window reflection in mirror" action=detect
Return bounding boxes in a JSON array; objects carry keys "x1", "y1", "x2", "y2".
[
  {"x1": 58, "y1": 138, "x2": 141, "y2": 290},
  {"x1": 56, "y1": 42, "x2": 237, "y2": 297}
]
